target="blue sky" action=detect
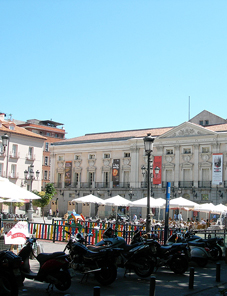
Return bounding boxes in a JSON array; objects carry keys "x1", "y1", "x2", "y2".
[{"x1": 1, "y1": 1, "x2": 227, "y2": 139}]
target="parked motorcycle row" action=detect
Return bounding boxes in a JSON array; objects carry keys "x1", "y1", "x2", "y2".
[{"x1": 0, "y1": 228, "x2": 225, "y2": 295}]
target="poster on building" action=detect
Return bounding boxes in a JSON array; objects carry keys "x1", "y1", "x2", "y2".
[
  {"x1": 212, "y1": 153, "x2": 223, "y2": 185},
  {"x1": 153, "y1": 156, "x2": 162, "y2": 185},
  {"x1": 112, "y1": 159, "x2": 120, "y2": 187},
  {"x1": 65, "y1": 161, "x2": 72, "y2": 187}
]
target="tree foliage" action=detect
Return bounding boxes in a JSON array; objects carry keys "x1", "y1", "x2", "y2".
[{"x1": 33, "y1": 183, "x2": 57, "y2": 217}]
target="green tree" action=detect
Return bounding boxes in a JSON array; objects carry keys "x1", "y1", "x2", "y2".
[{"x1": 33, "y1": 183, "x2": 57, "y2": 219}]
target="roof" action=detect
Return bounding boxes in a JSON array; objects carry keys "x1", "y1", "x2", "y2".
[
  {"x1": 53, "y1": 126, "x2": 173, "y2": 145},
  {"x1": 0, "y1": 121, "x2": 46, "y2": 140},
  {"x1": 205, "y1": 123, "x2": 227, "y2": 132},
  {"x1": 18, "y1": 123, "x2": 65, "y2": 134}
]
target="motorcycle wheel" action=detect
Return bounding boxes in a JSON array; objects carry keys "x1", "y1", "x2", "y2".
[
  {"x1": 0, "y1": 272, "x2": 18, "y2": 296},
  {"x1": 193, "y1": 257, "x2": 208, "y2": 267},
  {"x1": 133, "y1": 256, "x2": 155, "y2": 278},
  {"x1": 210, "y1": 246, "x2": 222, "y2": 261},
  {"x1": 169, "y1": 255, "x2": 188, "y2": 274},
  {"x1": 54, "y1": 270, "x2": 71, "y2": 291},
  {"x1": 94, "y1": 264, "x2": 117, "y2": 286}
]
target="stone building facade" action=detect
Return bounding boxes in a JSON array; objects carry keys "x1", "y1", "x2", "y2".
[{"x1": 50, "y1": 110, "x2": 227, "y2": 219}]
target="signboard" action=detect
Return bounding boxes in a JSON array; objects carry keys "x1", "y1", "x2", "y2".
[
  {"x1": 4, "y1": 221, "x2": 29, "y2": 245},
  {"x1": 65, "y1": 161, "x2": 72, "y2": 186},
  {"x1": 112, "y1": 159, "x2": 120, "y2": 187},
  {"x1": 153, "y1": 156, "x2": 162, "y2": 185},
  {"x1": 212, "y1": 153, "x2": 223, "y2": 185}
]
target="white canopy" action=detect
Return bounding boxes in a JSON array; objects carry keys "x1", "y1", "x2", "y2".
[
  {"x1": 72, "y1": 194, "x2": 105, "y2": 205},
  {"x1": 193, "y1": 202, "x2": 216, "y2": 213},
  {"x1": 103, "y1": 195, "x2": 132, "y2": 207},
  {"x1": 0, "y1": 177, "x2": 41, "y2": 200},
  {"x1": 131, "y1": 197, "x2": 165, "y2": 208},
  {"x1": 169, "y1": 197, "x2": 199, "y2": 209},
  {"x1": 213, "y1": 203, "x2": 227, "y2": 213}
]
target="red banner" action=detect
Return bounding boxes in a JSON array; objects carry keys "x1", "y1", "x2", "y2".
[{"x1": 153, "y1": 156, "x2": 162, "y2": 185}]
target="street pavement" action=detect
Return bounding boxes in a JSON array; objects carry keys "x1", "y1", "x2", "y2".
[{"x1": 18, "y1": 239, "x2": 227, "y2": 296}]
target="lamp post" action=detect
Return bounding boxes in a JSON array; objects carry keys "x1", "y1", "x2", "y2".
[
  {"x1": 1, "y1": 133, "x2": 9, "y2": 177},
  {"x1": 24, "y1": 164, "x2": 40, "y2": 221},
  {"x1": 143, "y1": 133, "x2": 155, "y2": 232}
]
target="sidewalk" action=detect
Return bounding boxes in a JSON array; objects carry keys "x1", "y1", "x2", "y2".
[{"x1": 36, "y1": 239, "x2": 227, "y2": 296}]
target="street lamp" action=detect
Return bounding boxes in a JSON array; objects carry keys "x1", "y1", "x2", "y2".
[
  {"x1": 1, "y1": 133, "x2": 9, "y2": 177},
  {"x1": 24, "y1": 164, "x2": 40, "y2": 221},
  {"x1": 143, "y1": 133, "x2": 155, "y2": 232}
]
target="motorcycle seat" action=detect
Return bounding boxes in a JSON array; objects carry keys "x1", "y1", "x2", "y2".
[{"x1": 37, "y1": 251, "x2": 66, "y2": 263}]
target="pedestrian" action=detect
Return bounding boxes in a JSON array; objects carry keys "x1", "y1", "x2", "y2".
[
  {"x1": 178, "y1": 212, "x2": 183, "y2": 221},
  {"x1": 49, "y1": 208, "x2": 52, "y2": 216},
  {"x1": 56, "y1": 209, "x2": 59, "y2": 217},
  {"x1": 133, "y1": 214, "x2": 137, "y2": 222}
]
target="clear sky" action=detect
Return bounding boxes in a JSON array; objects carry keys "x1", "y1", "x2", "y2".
[{"x1": 1, "y1": 1, "x2": 227, "y2": 139}]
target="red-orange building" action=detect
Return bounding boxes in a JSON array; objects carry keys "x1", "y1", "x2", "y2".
[{"x1": 18, "y1": 119, "x2": 66, "y2": 190}]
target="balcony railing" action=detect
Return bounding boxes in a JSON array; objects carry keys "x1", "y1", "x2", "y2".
[
  {"x1": 178, "y1": 181, "x2": 194, "y2": 188},
  {"x1": 198, "y1": 181, "x2": 212, "y2": 188},
  {"x1": 95, "y1": 182, "x2": 110, "y2": 188},
  {"x1": 113, "y1": 182, "x2": 130, "y2": 188},
  {"x1": 162, "y1": 181, "x2": 174, "y2": 188}
]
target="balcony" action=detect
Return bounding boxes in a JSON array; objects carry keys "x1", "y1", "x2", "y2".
[
  {"x1": 26, "y1": 154, "x2": 35, "y2": 161},
  {"x1": 198, "y1": 181, "x2": 212, "y2": 188},
  {"x1": 113, "y1": 182, "x2": 130, "y2": 188},
  {"x1": 9, "y1": 151, "x2": 20, "y2": 159},
  {"x1": 162, "y1": 181, "x2": 174, "y2": 188},
  {"x1": 54, "y1": 182, "x2": 63, "y2": 188},
  {"x1": 9, "y1": 172, "x2": 19, "y2": 179},
  {"x1": 178, "y1": 181, "x2": 194, "y2": 188},
  {"x1": 96, "y1": 182, "x2": 110, "y2": 188}
]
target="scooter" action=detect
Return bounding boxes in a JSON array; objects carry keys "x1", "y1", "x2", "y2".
[
  {"x1": 18, "y1": 237, "x2": 71, "y2": 291},
  {"x1": 131, "y1": 230, "x2": 190, "y2": 274},
  {"x1": 167, "y1": 231, "x2": 210, "y2": 267},
  {"x1": 0, "y1": 250, "x2": 23, "y2": 296}
]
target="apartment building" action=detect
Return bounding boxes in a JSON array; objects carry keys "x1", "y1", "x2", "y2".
[
  {"x1": 49, "y1": 110, "x2": 227, "y2": 218},
  {"x1": 17, "y1": 119, "x2": 66, "y2": 190},
  {"x1": 0, "y1": 113, "x2": 46, "y2": 211}
]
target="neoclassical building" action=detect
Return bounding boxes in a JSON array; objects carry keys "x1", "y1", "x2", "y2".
[{"x1": 50, "y1": 110, "x2": 227, "y2": 218}]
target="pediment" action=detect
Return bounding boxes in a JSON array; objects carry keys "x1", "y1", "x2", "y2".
[{"x1": 158, "y1": 122, "x2": 216, "y2": 139}]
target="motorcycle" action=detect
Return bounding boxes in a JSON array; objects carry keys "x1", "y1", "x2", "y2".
[
  {"x1": 184, "y1": 231, "x2": 223, "y2": 261},
  {"x1": 131, "y1": 230, "x2": 190, "y2": 274},
  {"x1": 167, "y1": 231, "x2": 210, "y2": 267},
  {"x1": 64, "y1": 230, "x2": 119, "y2": 286},
  {"x1": 91, "y1": 227, "x2": 156, "y2": 277},
  {"x1": 18, "y1": 237, "x2": 71, "y2": 291},
  {"x1": 0, "y1": 250, "x2": 23, "y2": 296}
]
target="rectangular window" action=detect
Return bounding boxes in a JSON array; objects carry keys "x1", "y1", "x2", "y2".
[
  {"x1": 0, "y1": 163, "x2": 3, "y2": 177},
  {"x1": 124, "y1": 152, "x2": 130, "y2": 157},
  {"x1": 183, "y1": 148, "x2": 191, "y2": 154},
  {"x1": 166, "y1": 149, "x2": 173, "y2": 155},
  {"x1": 11, "y1": 164, "x2": 16, "y2": 178},
  {"x1": 58, "y1": 155, "x2": 64, "y2": 161},
  {"x1": 205, "y1": 120, "x2": 209, "y2": 125},
  {"x1": 104, "y1": 172, "x2": 109, "y2": 184},
  {"x1": 12, "y1": 144, "x2": 17, "y2": 157},
  {"x1": 28, "y1": 147, "x2": 33, "y2": 159},
  {"x1": 89, "y1": 154, "x2": 95, "y2": 159},
  {"x1": 45, "y1": 156, "x2": 48, "y2": 166},
  {"x1": 104, "y1": 153, "x2": 110, "y2": 159},
  {"x1": 45, "y1": 142, "x2": 49, "y2": 152},
  {"x1": 74, "y1": 155, "x2": 80, "y2": 160},
  {"x1": 199, "y1": 120, "x2": 203, "y2": 125},
  {"x1": 44, "y1": 171, "x2": 48, "y2": 180},
  {"x1": 88, "y1": 172, "x2": 94, "y2": 185},
  {"x1": 202, "y1": 147, "x2": 209, "y2": 153}
]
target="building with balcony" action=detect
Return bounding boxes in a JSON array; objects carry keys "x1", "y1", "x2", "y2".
[
  {"x1": 17, "y1": 119, "x2": 66, "y2": 190},
  {"x1": 50, "y1": 110, "x2": 227, "y2": 218},
  {"x1": 0, "y1": 113, "x2": 46, "y2": 212}
]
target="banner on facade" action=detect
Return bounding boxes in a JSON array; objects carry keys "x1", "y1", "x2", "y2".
[
  {"x1": 212, "y1": 153, "x2": 223, "y2": 185},
  {"x1": 65, "y1": 161, "x2": 72, "y2": 186},
  {"x1": 153, "y1": 156, "x2": 162, "y2": 185},
  {"x1": 112, "y1": 159, "x2": 120, "y2": 187}
]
